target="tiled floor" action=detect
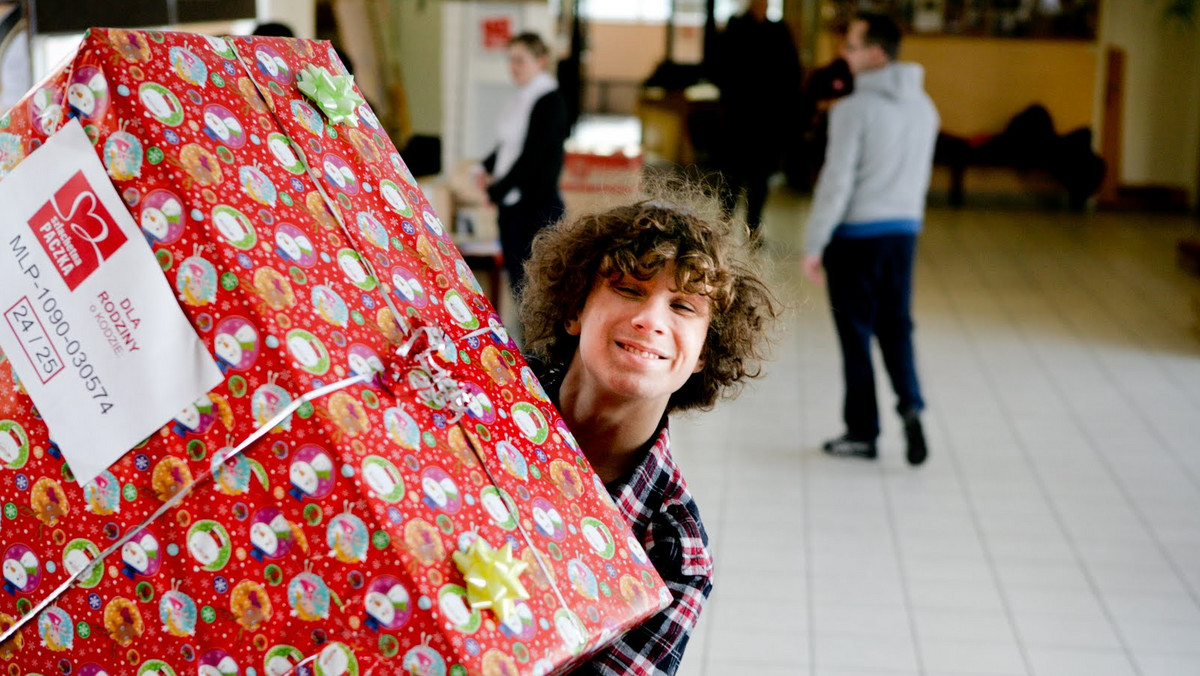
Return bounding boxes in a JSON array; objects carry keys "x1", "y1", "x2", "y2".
[{"x1": 668, "y1": 188, "x2": 1200, "y2": 675}]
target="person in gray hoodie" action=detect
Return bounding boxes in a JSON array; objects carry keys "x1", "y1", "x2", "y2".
[{"x1": 801, "y1": 12, "x2": 937, "y2": 466}]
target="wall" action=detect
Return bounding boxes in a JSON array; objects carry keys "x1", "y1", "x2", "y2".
[
  {"x1": 815, "y1": 32, "x2": 1098, "y2": 138},
  {"x1": 904, "y1": 37, "x2": 1097, "y2": 138},
  {"x1": 1096, "y1": 2, "x2": 1200, "y2": 194},
  {"x1": 396, "y1": 0, "x2": 442, "y2": 136},
  {"x1": 257, "y1": 0, "x2": 315, "y2": 38},
  {"x1": 584, "y1": 22, "x2": 704, "y2": 82}
]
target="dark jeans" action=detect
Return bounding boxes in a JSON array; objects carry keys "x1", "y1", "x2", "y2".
[
  {"x1": 824, "y1": 233, "x2": 925, "y2": 441},
  {"x1": 719, "y1": 167, "x2": 770, "y2": 232},
  {"x1": 498, "y1": 195, "x2": 564, "y2": 294}
]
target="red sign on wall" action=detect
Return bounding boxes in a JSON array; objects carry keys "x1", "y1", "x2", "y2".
[{"x1": 481, "y1": 16, "x2": 512, "y2": 51}]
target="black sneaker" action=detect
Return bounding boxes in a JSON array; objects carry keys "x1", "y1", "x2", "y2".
[
  {"x1": 903, "y1": 412, "x2": 928, "y2": 466},
  {"x1": 822, "y1": 435, "x2": 877, "y2": 460}
]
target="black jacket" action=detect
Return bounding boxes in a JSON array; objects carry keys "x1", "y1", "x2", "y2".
[{"x1": 482, "y1": 90, "x2": 569, "y2": 209}]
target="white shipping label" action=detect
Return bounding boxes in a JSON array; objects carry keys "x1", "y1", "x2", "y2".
[{"x1": 0, "y1": 119, "x2": 223, "y2": 486}]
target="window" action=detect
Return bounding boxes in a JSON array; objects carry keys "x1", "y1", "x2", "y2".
[
  {"x1": 822, "y1": 0, "x2": 1098, "y2": 39},
  {"x1": 580, "y1": 0, "x2": 783, "y2": 24}
]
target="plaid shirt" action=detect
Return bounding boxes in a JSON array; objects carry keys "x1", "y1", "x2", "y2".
[{"x1": 573, "y1": 420, "x2": 714, "y2": 676}]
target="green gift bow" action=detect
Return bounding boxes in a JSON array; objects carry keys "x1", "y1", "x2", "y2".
[{"x1": 296, "y1": 64, "x2": 365, "y2": 127}]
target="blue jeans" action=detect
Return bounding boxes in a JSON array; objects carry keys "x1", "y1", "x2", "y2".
[{"x1": 824, "y1": 233, "x2": 925, "y2": 441}]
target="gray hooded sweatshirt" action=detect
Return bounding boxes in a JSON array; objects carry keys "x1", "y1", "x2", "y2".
[{"x1": 804, "y1": 62, "x2": 939, "y2": 257}]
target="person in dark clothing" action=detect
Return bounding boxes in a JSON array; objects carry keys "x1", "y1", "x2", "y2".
[
  {"x1": 712, "y1": 0, "x2": 802, "y2": 240},
  {"x1": 480, "y1": 32, "x2": 569, "y2": 295}
]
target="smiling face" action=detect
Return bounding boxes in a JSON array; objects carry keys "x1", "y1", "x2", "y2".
[
  {"x1": 174, "y1": 404, "x2": 200, "y2": 431},
  {"x1": 565, "y1": 263, "x2": 710, "y2": 414}
]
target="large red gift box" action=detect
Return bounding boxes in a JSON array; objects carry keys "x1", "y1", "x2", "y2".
[{"x1": 0, "y1": 29, "x2": 668, "y2": 676}]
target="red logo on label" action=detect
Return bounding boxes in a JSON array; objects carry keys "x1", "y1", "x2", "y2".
[{"x1": 28, "y1": 171, "x2": 127, "y2": 290}]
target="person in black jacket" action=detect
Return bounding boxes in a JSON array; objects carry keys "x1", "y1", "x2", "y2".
[
  {"x1": 480, "y1": 32, "x2": 569, "y2": 294},
  {"x1": 712, "y1": 0, "x2": 802, "y2": 242}
]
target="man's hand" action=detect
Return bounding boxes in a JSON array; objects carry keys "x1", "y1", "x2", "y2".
[{"x1": 802, "y1": 254, "x2": 825, "y2": 285}]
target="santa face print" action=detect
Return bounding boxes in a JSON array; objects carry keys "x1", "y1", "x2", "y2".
[
  {"x1": 363, "y1": 461, "x2": 399, "y2": 496},
  {"x1": 0, "y1": 429, "x2": 21, "y2": 464},
  {"x1": 555, "y1": 612, "x2": 586, "y2": 652},
  {"x1": 421, "y1": 476, "x2": 447, "y2": 508},
  {"x1": 482, "y1": 492, "x2": 509, "y2": 523},
  {"x1": 256, "y1": 49, "x2": 280, "y2": 77},
  {"x1": 63, "y1": 547, "x2": 92, "y2": 576},
  {"x1": 204, "y1": 110, "x2": 230, "y2": 141},
  {"x1": 188, "y1": 529, "x2": 222, "y2": 566},
  {"x1": 275, "y1": 230, "x2": 302, "y2": 260},
  {"x1": 347, "y1": 353, "x2": 371, "y2": 376},
  {"x1": 287, "y1": 335, "x2": 320, "y2": 368},
  {"x1": 444, "y1": 290, "x2": 474, "y2": 325},
  {"x1": 270, "y1": 136, "x2": 298, "y2": 166},
  {"x1": 339, "y1": 253, "x2": 369, "y2": 284},
  {"x1": 439, "y1": 590, "x2": 471, "y2": 626},
  {"x1": 532, "y1": 506, "x2": 554, "y2": 535},
  {"x1": 140, "y1": 87, "x2": 174, "y2": 119},
  {"x1": 514, "y1": 408, "x2": 537, "y2": 438},
  {"x1": 214, "y1": 209, "x2": 249, "y2": 243},
  {"x1": 317, "y1": 645, "x2": 350, "y2": 676}
]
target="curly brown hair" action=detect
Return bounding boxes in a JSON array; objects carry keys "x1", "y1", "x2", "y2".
[{"x1": 518, "y1": 177, "x2": 780, "y2": 413}]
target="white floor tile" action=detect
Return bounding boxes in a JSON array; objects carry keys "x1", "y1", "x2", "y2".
[
  {"x1": 563, "y1": 171, "x2": 1200, "y2": 675},
  {"x1": 1025, "y1": 648, "x2": 1139, "y2": 676},
  {"x1": 813, "y1": 634, "x2": 920, "y2": 672},
  {"x1": 917, "y1": 638, "x2": 1028, "y2": 675}
]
